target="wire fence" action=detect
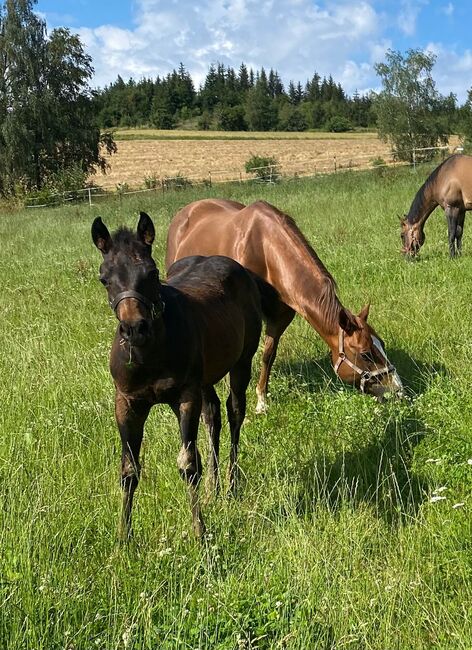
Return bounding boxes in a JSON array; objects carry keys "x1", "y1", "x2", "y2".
[{"x1": 24, "y1": 143, "x2": 464, "y2": 209}]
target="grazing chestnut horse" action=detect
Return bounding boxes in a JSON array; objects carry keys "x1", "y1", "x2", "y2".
[
  {"x1": 166, "y1": 199, "x2": 403, "y2": 412},
  {"x1": 92, "y1": 212, "x2": 262, "y2": 539},
  {"x1": 401, "y1": 154, "x2": 472, "y2": 258}
]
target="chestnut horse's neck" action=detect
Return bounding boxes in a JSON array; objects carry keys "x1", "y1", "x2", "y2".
[{"x1": 262, "y1": 212, "x2": 342, "y2": 346}]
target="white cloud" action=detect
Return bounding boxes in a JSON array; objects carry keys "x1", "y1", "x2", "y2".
[
  {"x1": 397, "y1": 0, "x2": 430, "y2": 37},
  {"x1": 424, "y1": 41, "x2": 472, "y2": 101},
  {"x1": 74, "y1": 0, "x2": 381, "y2": 94},
  {"x1": 441, "y1": 2, "x2": 454, "y2": 16}
]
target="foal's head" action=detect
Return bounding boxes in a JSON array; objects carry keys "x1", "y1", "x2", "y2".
[
  {"x1": 334, "y1": 304, "x2": 404, "y2": 400},
  {"x1": 91, "y1": 212, "x2": 163, "y2": 346},
  {"x1": 400, "y1": 217, "x2": 425, "y2": 257}
]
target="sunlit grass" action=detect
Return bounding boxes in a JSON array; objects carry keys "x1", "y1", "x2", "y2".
[
  {"x1": 112, "y1": 128, "x2": 379, "y2": 141},
  {"x1": 1, "y1": 165, "x2": 471, "y2": 648}
]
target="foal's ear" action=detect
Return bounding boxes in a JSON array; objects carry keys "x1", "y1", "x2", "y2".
[
  {"x1": 91, "y1": 217, "x2": 112, "y2": 254},
  {"x1": 358, "y1": 303, "x2": 370, "y2": 322},
  {"x1": 339, "y1": 307, "x2": 359, "y2": 335},
  {"x1": 137, "y1": 211, "x2": 155, "y2": 247}
]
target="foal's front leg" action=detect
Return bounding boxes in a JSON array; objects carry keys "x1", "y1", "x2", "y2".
[
  {"x1": 172, "y1": 390, "x2": 205, "y2": 538},
  {"x1": 115, "y1": 390, "x2": 151, "y2": 542}
]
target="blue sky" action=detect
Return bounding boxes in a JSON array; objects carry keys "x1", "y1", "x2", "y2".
[{"x1": 35, "y1": 0, "x2": 472, "y2": 101}]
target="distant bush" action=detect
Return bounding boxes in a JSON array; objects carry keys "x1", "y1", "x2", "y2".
[
  {"x1": 143, "y1": 172, "x2": 159, "y2": 189},
  {"x1": 162, "y1": 173, "x2": 193, "y2": 190},
  {"x1": 325, "y1": 116, "x2": 353, "y2": 132},
  {"x1": 244, "y1": 154, "x2": 280, "y2": 182}
]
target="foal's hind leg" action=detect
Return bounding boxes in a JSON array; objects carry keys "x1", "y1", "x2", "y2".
[
  {"x1": 256, "y1": 305, "x2": 295, "y2": 414},
  {"x1": 456, "y1": 210, "x2": 465, "y2": 255},
  {"x1": 201, "y1": 385, "x2": 222, "y2": 497},
  {"x1": 227, "y1": 357, "x2": 253, "y2": 494},
  {"x1": 446, "y1": 205, "x2": 460, "y2": 257}
]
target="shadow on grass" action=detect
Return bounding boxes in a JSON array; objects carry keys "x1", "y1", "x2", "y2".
[
  {"x1": 294, "y1": 408, "x2": 429, "y2": 526},
  {"x1": 269, "y1": 352, "x2": 440, "y2": 525},
  {"x1": 276, "y1": 348, "x2": 448, "y2": 398}
]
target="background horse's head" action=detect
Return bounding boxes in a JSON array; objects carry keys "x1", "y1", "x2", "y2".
[
  {"x1": 333, "y1": 304, "x2": 404, "y2": 400},
  {"x1": 91, "y1": 212, "x2": 163, "y2": 347},
  {"x1": 400, "y1": 217, "x2": 425, "y2": 257}
]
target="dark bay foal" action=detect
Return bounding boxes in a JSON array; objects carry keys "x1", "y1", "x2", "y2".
[{"x1": 91, "y1": 212, "x2": 262, "y2": 539}]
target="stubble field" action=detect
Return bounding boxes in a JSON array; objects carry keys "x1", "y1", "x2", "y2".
[
  {"x1": 1, "y1": 164, "x2": 471, "y2": 649},
  {"x1": 97, "y1": 130, "x2": 397, "y2": 189}
]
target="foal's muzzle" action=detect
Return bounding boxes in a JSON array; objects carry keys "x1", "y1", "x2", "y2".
[{"x1": 119, "y1": 318, "x2": 150, "y2": 346}]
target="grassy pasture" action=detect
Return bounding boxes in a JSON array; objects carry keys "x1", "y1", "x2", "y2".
[{"x1": 1, "y1": 166, "x2": 471, "y2": 649}]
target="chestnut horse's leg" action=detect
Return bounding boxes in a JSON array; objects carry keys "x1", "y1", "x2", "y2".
[
  {"x1": 115, "y1": 391, "x2": 151, "y2": 542},
  {"x1": 226, "y1": 356, "x2": 253, "y2": 495},
  {"x1": 256, "y1": 306, "x2": 295, "y2": 414},
  {"x1": 172, "y1": 392, "x2": 205, "y2": 538},
  {"x1": 201, "y1": 385, "x2": 222, "y2": 498}
]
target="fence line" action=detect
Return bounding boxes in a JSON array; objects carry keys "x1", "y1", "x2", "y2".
[{"x1": 24, "y1": 144, "x2": 463, "y2": 209}]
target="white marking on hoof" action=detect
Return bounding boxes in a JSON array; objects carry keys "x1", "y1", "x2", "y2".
[{"x1": 255, "y1": 387, "x2": 268, "y2": 414}]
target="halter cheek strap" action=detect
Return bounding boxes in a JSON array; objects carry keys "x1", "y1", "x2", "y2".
[
  {"x1": 110, "y1": 290, "x2": 164, "y2": 320},
  {"x1": 334, "y1": 329, "x2": 395, "y2": 393}
]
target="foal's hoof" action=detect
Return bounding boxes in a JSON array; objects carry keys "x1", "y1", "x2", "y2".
[{"x1": 193, "y1": 518, "x2": 206, "y2": 540}]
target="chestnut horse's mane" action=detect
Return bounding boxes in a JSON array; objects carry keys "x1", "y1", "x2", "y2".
[
  {"x1": 269, "y1": 206, "x2": 342, "y2": 330},
  {"x1": 406, "y1": 154, "x2": 458, "y2": 225}
]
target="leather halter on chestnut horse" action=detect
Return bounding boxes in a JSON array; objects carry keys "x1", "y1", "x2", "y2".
[{"x1": 334, "y1": 328, "x2": 396, "y2": 394}]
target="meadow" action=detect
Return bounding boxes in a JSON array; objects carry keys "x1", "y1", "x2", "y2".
[{"x1": 1, "y1": 165, "x2": 471, "y2": 649}]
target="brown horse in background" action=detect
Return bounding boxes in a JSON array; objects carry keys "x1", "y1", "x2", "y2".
[
  {"x1": 401, "y1": 154, "x2": 472, "y2": 258},
  {"x1": 92, "y1": 212, "x2": 262, "y2": 539},
  {"x1": 166, "y1": 199, "x2": 403, "y2": 412}
]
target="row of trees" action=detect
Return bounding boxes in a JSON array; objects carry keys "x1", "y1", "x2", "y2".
[
  {"x1": 95, "y1": 64, "x2": 375, "y2": 132},
  {"x1": 2, "y1": 1, "x2": 472, "y2": 196}
]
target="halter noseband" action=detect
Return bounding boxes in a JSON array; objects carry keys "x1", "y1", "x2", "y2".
[
  {"x1": 110, "y1": 290, "x2": 164, "y2": 320},
  {"x1": 333, "y1": 328, "x2": 395, "y2": 393}
]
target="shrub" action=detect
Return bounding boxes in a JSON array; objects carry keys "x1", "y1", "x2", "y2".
[
  {"x1": 162, "y1": 173, "x2": 192, "y2": 190},
  {"x1": 325, "y1": 116, "x2": 353, "y2": 133},
  {"x1": 244, "y1": 154, "x2": 280, "y2": 182}
]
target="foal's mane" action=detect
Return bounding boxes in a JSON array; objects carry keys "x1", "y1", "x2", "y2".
[
  {"x1": 268, "y1": 205, "x2": 342, "y2": 330},
  {"x1": 407, "y1": 154, "x2": 458, "y2": 224},
  {"x1": 111, "y1": 227, "x2": 139, "y2": 248}
]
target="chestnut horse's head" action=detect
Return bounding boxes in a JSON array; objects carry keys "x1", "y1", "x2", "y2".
[
  {"x1": 332, "y1": 304, "x2": 404, "y2": 400},
  {"x1": 400, "y1": 217, "x2": 425, "y2": 257},
  {"x1": 91, "y1": 212, "x2": 164, "y2": 347}
]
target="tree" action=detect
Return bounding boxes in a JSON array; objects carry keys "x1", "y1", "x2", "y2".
[
  {"x1": 374, "y1": 49, "x2": 452, "y2": 162},
  {"x1": 0, "y1": 0, "x2": 115, "y2": 194},
  {"x1": 245, "y1": 72, "x2": 277, "y2": 131},
  {"x1": 458, "y1": 88, "x2": 472, "y2": 152}
]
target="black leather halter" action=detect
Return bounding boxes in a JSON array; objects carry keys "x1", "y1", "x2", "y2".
[{"x1": 110, "y1": 290, "x2": 164, "y2": 320}]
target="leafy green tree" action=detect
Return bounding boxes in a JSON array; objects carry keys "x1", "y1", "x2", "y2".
[
  {"x1": 245, "y1": 71, "x2": 277, "y2": 131},
  {"x1": 0, "y1": 0, "x2": 115, "y2": 194},
  {"x1": 458, "y1": 88, "x2": 472, "y2": 152},
  {"x1": 374, "y1": 49, "x2": 452, "y2": 162}
]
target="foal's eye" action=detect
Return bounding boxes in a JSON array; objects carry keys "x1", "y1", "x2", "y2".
[{"x1": 99, "y1": 276, "x2": 108, "y2": 286}]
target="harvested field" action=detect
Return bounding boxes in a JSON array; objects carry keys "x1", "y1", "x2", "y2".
[{"x1": 95, "y1": 132, "x2": 393, "y2": 190}]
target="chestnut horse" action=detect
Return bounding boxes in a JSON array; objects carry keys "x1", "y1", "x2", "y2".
[
  {"x1": 166, "y1": 199, "x2": 403, "y2": 412},
  {"x1": 401, "y1": 154, "x2": 472, "y2": 258},
  {"x1": 92, "y1": 212, "x2": 262, "y2": 539}
]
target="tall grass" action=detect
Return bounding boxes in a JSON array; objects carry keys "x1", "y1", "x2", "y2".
[{"x1": 1, "y1": 166, "x2": 471, "y2": 649}]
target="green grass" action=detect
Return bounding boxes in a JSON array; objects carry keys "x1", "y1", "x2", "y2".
[
  {"x1": 1, "y1": 166, "x2": 471, "y2": 649},
  {"x1": 112, "y1": 128, "x2": 379, "y2": 141}
]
